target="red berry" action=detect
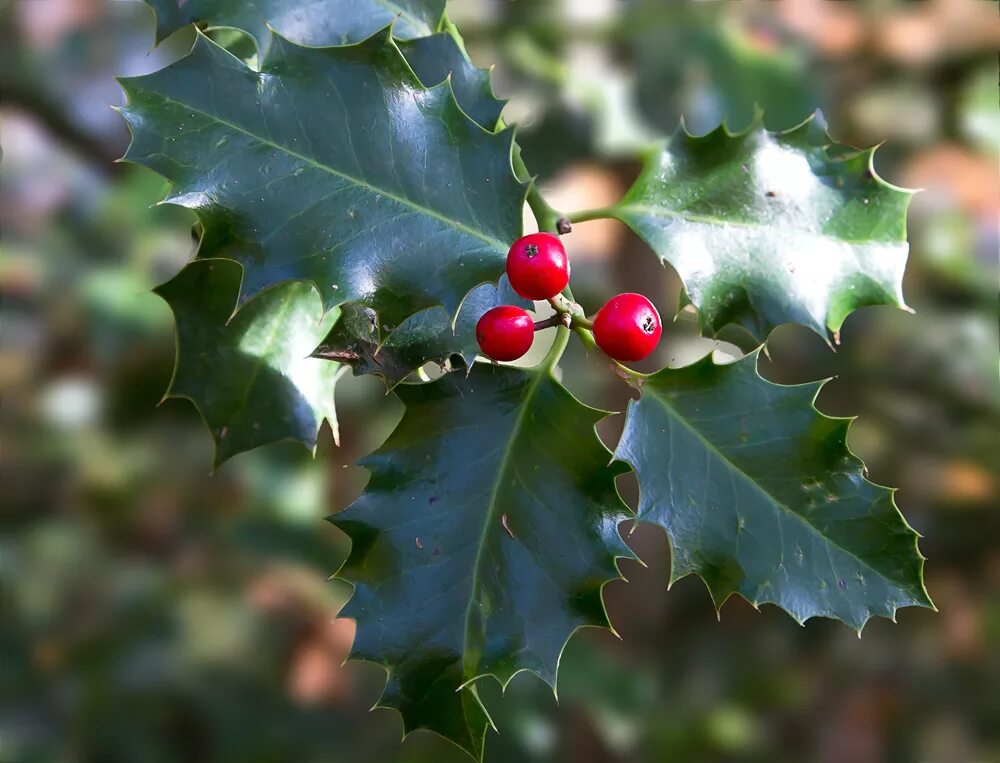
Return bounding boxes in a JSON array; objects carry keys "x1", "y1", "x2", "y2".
[
  {"x1": 476, "y1": 305, "x2": 534, "y2": 361},
  {"x1": 593, "y1": 293, "x2": 662, "y2": 362},
  {"x1": 506, "y1": 232, "x2": 570, "y2": 300}
]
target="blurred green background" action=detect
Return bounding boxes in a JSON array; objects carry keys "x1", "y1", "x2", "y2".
[{"x1": 2, "y1": 1, "x2": 998, "y2": 761}]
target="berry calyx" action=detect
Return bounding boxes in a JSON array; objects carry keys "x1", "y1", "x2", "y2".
[
  {"x1": 476, "y1": 306, "x2": 535, "y2": 361},
  {"x1": 593, "y1": 293, "x2": 662, "y2": 362},
  {"x1": 506, "y1": 232, "x2": 570, "y2": 300}
]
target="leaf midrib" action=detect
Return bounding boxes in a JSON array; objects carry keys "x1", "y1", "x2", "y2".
[
  {"x1": 642, "y1": 384, "x2": 917, "y2": 596},
  {"x1": 461, "y1": 368, "x2": 547, "y2": 685},
  {"x1": 614, "y1": 203, "x2": 903, "y2": 246},
  {"x1": 145, "y1": 91, "x2": 507, "y2": 250}
]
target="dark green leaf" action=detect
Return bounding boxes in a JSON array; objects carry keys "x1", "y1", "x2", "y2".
[
  {"x1": 155, "y1": 259, "x2": 341, "y2": 467},
  {"x1": 331, "y1": 362, "x2": 632, "y2": 758},
  {"x1": 398, "y1": 33, "x2": 505, "y2": 130},
  {"x1": 145, "y1": 0, "x2": 445, "y2": 52},
  {"x1": 118, "y1": 29, "x2": 524, "y2": 328},
  {"x1": 313, "y1": 276, "x2": 529, "y2": 388},
  {"x1": 614, "y1": 350, "x2": 933, "y2": 630},
  {"x1": 611, "y1": 117, "x2": 913, "y2": 340}
]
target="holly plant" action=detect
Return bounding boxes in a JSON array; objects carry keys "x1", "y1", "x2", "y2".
[{"x1": 120, "y1": 4, "x2": 933, "y2": 759}]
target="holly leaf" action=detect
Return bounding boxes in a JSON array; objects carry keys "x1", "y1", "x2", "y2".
[
  {"x1": 145, "y1": 0, "x2": 445, "y2": 52},
  {"x1": 118, "y1": 29, "x2": 524, "y2": 329},
  {"x1": 614, "y1": 351, "x2": 933, "y2": 630},
  {"x1": 313, "y1": 276, "x2": 529, "y2": 388},
  {"x1": 610, "y1": 116, "x2": 914, "y2": 340},
  {"x1": 142, "y1": 4, "x2": 503, "y2": 131},
  {"x1": 331, "y1": 363, "x2": 632, "y2": 758},
  {"x1": 398, "y1": 33, "x2": 505, "y2": 130},
  {"x1": 155, "y1": 259, "x2": 341, "y2": 467}
]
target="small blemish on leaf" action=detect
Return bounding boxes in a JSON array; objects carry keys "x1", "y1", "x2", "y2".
[{"x1": 501, "y1": 514, "x2": 515, "y2": 540}]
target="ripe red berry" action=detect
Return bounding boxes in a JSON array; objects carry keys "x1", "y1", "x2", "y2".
[
  {"x1": 476, "y1": 305, "x2": 535, "y2": 361},
  {"x1": 506, "y1": 232, "x2": 570, "y2": 300},
  {"x1": 593, "y1": 293, "x2": 662, "y2": 362}
]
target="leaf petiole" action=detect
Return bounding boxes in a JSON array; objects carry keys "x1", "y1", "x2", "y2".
[
  {"x1": 513, "y1": 149, "x2": 568, "y2": 234},
  {"x1": 566, "y1": 206, "x2": 618, "y2": 224}
]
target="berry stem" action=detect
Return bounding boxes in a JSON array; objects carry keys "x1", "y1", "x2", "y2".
[
  {"x1": 532, "y1": 314, "x2": 567, "y2": 331},
  {"x1": 558, "y1": 285, "x2": 598, "y2": 351},
  {"x1": 547, "y1": 292, "x2": 593, "y2": 330}
]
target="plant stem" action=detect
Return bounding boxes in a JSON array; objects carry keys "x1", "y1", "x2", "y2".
[
  {"x1": 513, "y1": 149, "x2": 566, "y2": 234},
  {"x1": 528, "y1": 187, "x2": 562, "y2": 234},
  {"x1": 566, "y1": 206, "x2": 618, "y2": 224},
  {"x1": 548, "y1": 290, "x2": 592, "y2": 330},
  {"x1": 611, "y1": 359, "x2": 646, "y2": 382},
  {"x1": 558, "y1": 285, "x2": 598, "y2": 351},
  {"x1": 573, "y1": 325, "x2": 598, "y2": 352},
  {"x1": 541, "y1": 325, "x2": 571, "y2": 373}
]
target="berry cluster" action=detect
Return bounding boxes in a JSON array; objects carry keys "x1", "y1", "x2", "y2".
[{"x1": 476, "y1": 233, "x2": 662, "y2": 364}]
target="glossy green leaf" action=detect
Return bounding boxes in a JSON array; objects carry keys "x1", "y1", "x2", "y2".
[
  {"x1": 611, "y1": 116, "x2": 914, "y2": 340},
  {"x1": 331, "y1": 362, "x2": 632, "y2": 758},
  {"x1": 614, "y1": 350, "x2": 933, "y2": 630},
  {"x1": 155, "y1": 259, "x2": 341, "y2": 467},
  {"x1": 313, "y1": 276, "x2": 529, "y2": 388},
  {"x1": 145, "y1": 0, "x2": 445, "y2": 52},
  {"x1": 118, "y1": 29, "x2": 524, "y2": 329},
  {"x1": 144, "y1": 2, "x2": 503, "y2": 130},
  {"x1": 398, "y1": 33, "x2": 505, "y2": 130}
]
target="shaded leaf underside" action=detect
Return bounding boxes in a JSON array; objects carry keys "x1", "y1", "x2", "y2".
[
  {"x1": 331, "y1": 363, "x2": 632, "y2": 757},
  {"x1": 613, "y1": 116, "x2": 913, "y2": 340},
  {"x1": 614, "y1": 351, "x2": 932, "y2": 630}
]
